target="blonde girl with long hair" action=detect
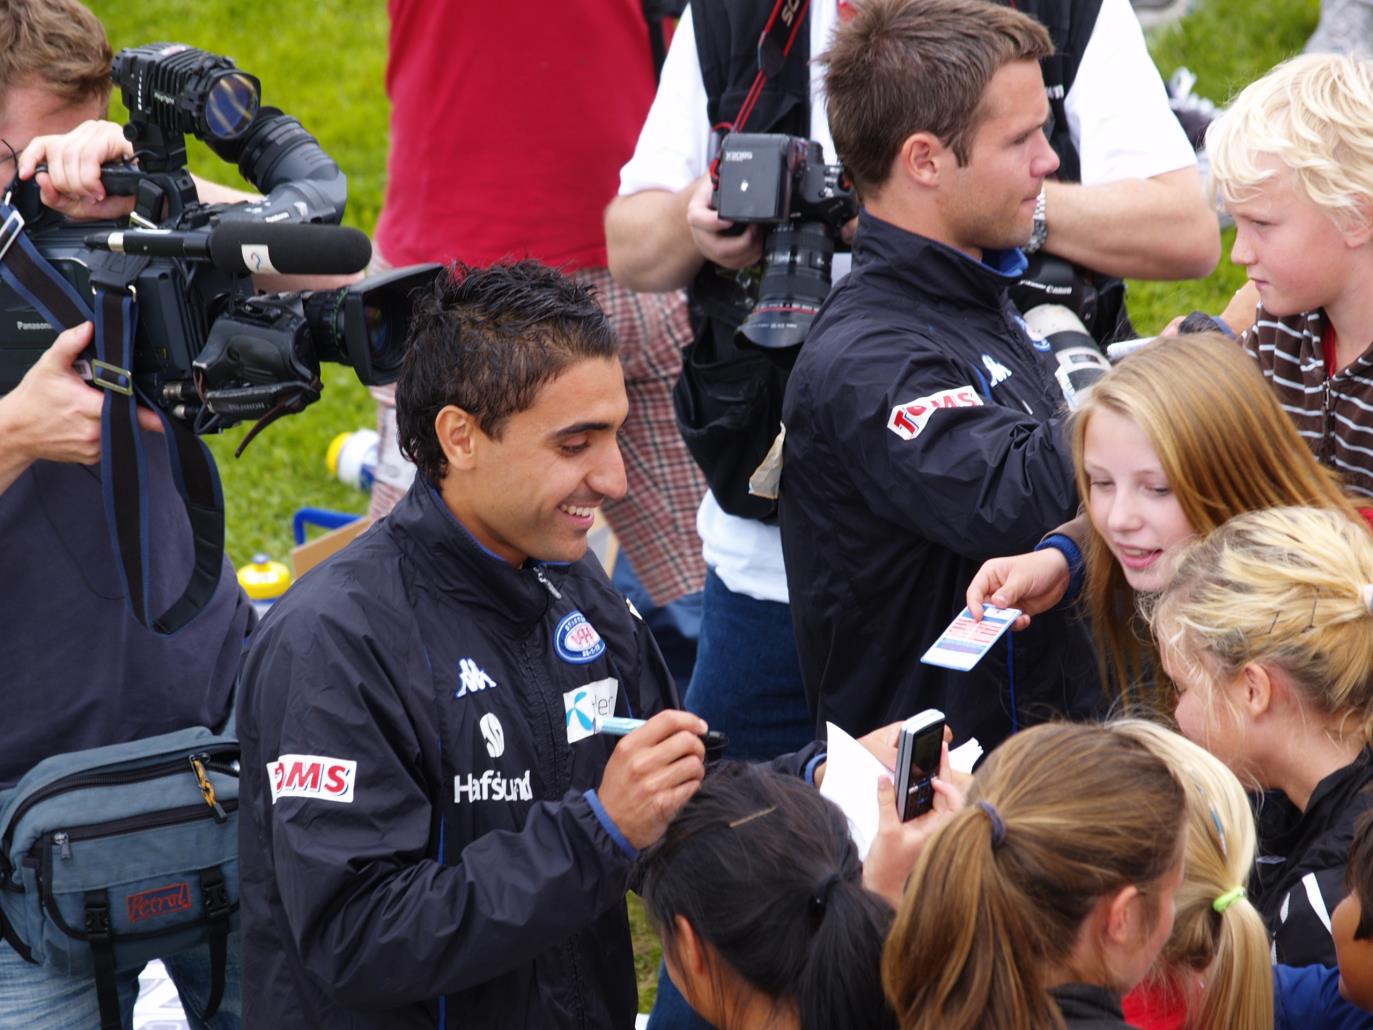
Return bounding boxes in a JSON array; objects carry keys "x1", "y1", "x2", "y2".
[
  {"x1": 1108, "y1": 719, "x2": 1272, "y2": 1030},
  {"x1": 1149, "y1": 505, "x2": 1373, "y2": 967},
  {"x1": 966, "y1": 333, "x2": 1363, "y2": 706}
]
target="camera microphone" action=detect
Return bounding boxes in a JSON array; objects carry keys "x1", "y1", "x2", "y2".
[{"x1": 87, "y1": 222, "x2": 372, "y2": 275}]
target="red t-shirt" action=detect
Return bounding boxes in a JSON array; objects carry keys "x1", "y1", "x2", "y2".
[
  {"x1": 375, "y1": 0, "x2": 660, "y2": 270},
  {"x1": 1121, "y1": 978, "x2": 1189, "y2": 1030}
]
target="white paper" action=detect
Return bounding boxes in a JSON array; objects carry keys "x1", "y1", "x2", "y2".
[
  {"x1": 819, "y1": 726, "x2": 985, "y2": 861},
  {"x1": 818, "y1": 722, "x2": 891, "y2": 861}
]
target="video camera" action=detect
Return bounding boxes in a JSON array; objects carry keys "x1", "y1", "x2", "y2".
[
  {"x1": 712, "y1": 132, "x2": 857, "y2": 349},
  {"x1": 0, "y1": 43, "x2": 440, "y2": 440}
]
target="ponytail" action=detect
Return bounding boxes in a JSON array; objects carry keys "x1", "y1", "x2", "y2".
[
  {"x1": 1108, "y1": 720, "x2": 1272, "y2": 1030},
  {"x1": 796, "y1": 873, "x2": 893, "y2": 1030},
  {"x1": 883, "y1": 723, "x2": 1185, "y2": 1030}
]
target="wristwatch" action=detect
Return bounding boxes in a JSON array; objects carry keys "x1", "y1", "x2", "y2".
[{"x1": 1024, "y1": 187, "x2": 1048, "y2": 255}]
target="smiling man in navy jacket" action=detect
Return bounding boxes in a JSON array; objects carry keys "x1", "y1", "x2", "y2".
[
  {"x1": 781, "y1": 0, "x2": 1105, "y2": 750},
  {"x1": 237, "y1": 262, "x2": 709, "y2": 1028}
]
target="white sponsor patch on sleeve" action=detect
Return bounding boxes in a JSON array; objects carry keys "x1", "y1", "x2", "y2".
[
  {"x1": 267, "y1": 754, "x2": 357, "y2": 804},
  {"x1": 887, "y1": 385, "x2": 983, "y2": 440}
]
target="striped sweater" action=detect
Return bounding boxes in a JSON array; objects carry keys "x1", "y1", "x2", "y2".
[{"x1": 1243, "y1": 306, "x2": 1373, "y2": 498}]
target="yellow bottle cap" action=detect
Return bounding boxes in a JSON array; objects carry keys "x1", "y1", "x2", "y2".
[
  {"x1": 326, "y1": 431, "x2": 351, "y2": 477},
  {"x1": 237, "y1": 553, "x2": 292, "y2": 601}
]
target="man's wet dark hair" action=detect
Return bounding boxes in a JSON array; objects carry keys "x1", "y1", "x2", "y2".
[
  {"x1": 395, "y1": 260, "x2": 618, "y2": 484},
  {"x1": 636, "y1": 762, "x2": 896, "y2": 1030},
  {"x1": 1347, "y1": 807, "x2": 1373, "y2": 940}
]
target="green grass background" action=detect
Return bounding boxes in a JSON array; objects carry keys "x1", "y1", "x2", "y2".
[{"x1": 88, "y1": 0, "x2": 1318, "y2": 1010}]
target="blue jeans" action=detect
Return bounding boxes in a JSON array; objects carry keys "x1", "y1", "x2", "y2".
[
  {"x1": 680, "y1": 568, "x2": 813, "y2": 762},
  {"x1": 0, "y1": 934, "x2": 241, "y2": 1029},
  {"x1": 646, "y1": 569, "x2": 814, "y2": 1030}
]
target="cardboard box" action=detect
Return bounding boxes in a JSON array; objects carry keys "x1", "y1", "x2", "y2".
[{"x1": 291, "y1": 517, "x2": 373, "y2": 579}]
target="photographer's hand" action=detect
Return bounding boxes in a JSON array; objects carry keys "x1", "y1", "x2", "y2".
[
  {"x1": 0, "y1": 323, "x2": 162, "y2": 495},
  {"x1": 686, "y1": 175, "x2": 763, "y2": 270},
  {"x1": 18, "y1": 120, "x2": 136, "y2": 222}
]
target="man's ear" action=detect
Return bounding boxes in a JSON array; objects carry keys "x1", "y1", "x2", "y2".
[
  {"x1": 895, "y1": 131, "x2": 949, "y2": 188},
  {"x1": 435, "y1": 404, "x2": 482, "y2": 472}
]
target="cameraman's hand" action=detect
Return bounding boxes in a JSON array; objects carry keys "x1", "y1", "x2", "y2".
[
  {"x1": 596, "y1": 709, "x2": 708, "y2": 851},
  {"x1": 862, "y1": 743, "x2": 967, "y2": 907},
  {"x1": 0, "y1": 323, "x2": 162, "y2": 493},
  {"x1": 685, "y1": 175, "x2": 764, "y2": 270},
  {"x1": 18, "y1": 121, "x2": 137, "y2": 222},
  {"x1": 966, "y1": 548, "x2": 1070, "y2": 631}
]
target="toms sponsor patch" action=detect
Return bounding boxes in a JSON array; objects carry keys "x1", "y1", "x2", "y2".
[
  {"x1": 454, "y1": 769, "x2": 532, "y2": 803},
  {"x1": 268, "y1": 754, "x2": 357, "y2": 805},
  {"x1": 554, "y1": 610, "x2": 606, "y2": 664},
  {"x1": 887, "y1": 385, "x2": 983, "y2": 440},
  {"x1": 564, "y1": 677, "x2": 619, "y2": 744}
]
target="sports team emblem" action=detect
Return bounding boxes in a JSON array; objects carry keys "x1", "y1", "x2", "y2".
[{"x1": 554, "y1": 611, "x2": 606, "y2": 664}]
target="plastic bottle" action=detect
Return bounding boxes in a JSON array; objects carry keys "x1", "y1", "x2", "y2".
[
  {"x1": 326, "y1": 429, "x2": 379, "y2": 493},
  {"x1": 237, "y1": 554, "x2": 293, "y2": 618}
]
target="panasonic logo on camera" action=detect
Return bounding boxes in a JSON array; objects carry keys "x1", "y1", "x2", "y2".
[
  {"x1": 454, "y1": 769, "x2": 532, "y2": 804},
  {"x1": 16, "y1": 320, "x2": 52, "y2": 331}
]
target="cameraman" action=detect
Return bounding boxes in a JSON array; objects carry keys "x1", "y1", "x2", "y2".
[
  {"x1": 0, "y1": 2, "x2": 308, "y2": 1025},
  {"x1": 604, "y1": 0, "x2": 1216, "y2": 772}
]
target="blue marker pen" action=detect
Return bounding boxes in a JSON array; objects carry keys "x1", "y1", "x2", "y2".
[{"x1": 594, "y1": 715, "x2": 730, "y2": 763}]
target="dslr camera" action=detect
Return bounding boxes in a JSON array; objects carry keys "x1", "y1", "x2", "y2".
[
  {"x1": 0, "y1": 43, "x2": 439, "y2": 439},
  {"x1": 712, "y1": 133, "x2": 857, "y2": 349}
]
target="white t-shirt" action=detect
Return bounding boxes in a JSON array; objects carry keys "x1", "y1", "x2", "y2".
[{"x1": 620, "y1": 0, "x2": 1196, "y2": 604}]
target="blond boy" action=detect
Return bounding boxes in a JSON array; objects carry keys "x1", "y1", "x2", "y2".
[{"x1": 1207, "y1": 53, "x2": 1373, "y2": 499}]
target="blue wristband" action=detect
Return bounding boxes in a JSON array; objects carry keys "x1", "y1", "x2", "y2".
[
  {"x1": 1035, "y1": 533, "x2": 1085, "y2": 606},
  {"x1": 583, "y1": 788, "x2": 638, "y2": 861},
  {"x1": 804, "y1": 751, "x2": 828, "y2": 787}
]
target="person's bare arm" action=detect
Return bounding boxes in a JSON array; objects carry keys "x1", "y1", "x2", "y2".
[
  {"x1": 606, "y1": 175, "x2": 763, "y2": 293},
  {"x1": 1042, "y1": 165, "x2": 1219, "y2": 281}
]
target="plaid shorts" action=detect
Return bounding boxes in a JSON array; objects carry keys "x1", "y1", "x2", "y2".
[{"x1": 368, "y1": 266, "x2": 706, "y2": 606}]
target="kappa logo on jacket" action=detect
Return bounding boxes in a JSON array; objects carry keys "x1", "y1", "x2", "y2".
[
  {"x1": 564, "y1": 678, "x2": 619, "y2": 744},
  {"x1": 887, "y1": 385, "x2": 983, "y2": 441},
  {"x1": 267, "y1": 754, "x2": 357, "y2": 804},
  {"x1": 553, "y1": 611, "x2": 607, "y2": 664},
  {"x1": 456, "y1": 658, "x2": 498, "y2": 698},
  {"x1": 981, "y1": 354, "x2": 1013, "y2": 387}
]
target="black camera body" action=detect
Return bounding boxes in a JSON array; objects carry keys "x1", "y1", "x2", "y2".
[
  {"x1": 712, "y1": 133, "x2": 857, "y2": 349},
  {"x1": 0, "y1": 43, "x2": 439, "y2": 437}
]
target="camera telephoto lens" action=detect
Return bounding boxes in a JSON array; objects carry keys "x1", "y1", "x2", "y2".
[{"x1": 736, "y1": 221, "x2": 837, "y2": 350}]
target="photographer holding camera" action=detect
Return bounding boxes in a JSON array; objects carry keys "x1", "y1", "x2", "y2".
[
  {"x1": 0, "y1": 3, "x2": 250, "y2": 1026},
  {"x1": 605, "y1": 0, "x2": 1216, "y2": 774}
]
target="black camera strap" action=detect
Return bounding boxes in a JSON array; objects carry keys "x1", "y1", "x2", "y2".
[
  {"x1": 708, "y1": 0, "x2": 811, "y2": 183},
  {"x1": 0, "y1": 198, "x2": 225, "y2": 635}
]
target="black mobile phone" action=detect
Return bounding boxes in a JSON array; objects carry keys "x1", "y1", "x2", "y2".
[{"x1": 894, "y1": 708, "x2": 946, "y2": 821}]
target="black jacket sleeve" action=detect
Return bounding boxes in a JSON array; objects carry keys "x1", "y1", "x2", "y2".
[{"x1": 813, "y1": 333, "x2": 1078, "y2": 561}]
